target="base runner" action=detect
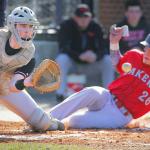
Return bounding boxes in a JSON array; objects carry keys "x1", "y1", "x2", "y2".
[{"x1": 50, "y1": 26, "x2": 150, "y2": 129}]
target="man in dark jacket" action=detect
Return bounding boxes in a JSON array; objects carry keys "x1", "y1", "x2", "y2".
[
  {"x1": 117, "y1": 0, "x2": 149, "y2": 54},
  {"x1": 56, "y1": 4, "x2": 114, "y2": 101}
]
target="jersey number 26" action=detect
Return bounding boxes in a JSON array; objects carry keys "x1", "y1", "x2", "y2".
[{"x1": 138, "y1": 91, "x2": 150, "y2": 106}]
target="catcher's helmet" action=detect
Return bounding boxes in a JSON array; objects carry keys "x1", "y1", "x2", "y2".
[{"x1": 7, "y1": 6, "x2": 39, "y2": 48}]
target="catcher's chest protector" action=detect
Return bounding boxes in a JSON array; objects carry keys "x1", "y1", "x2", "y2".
[{"x1": 0, "y1": 29, "x2": 35, "y2": 72}]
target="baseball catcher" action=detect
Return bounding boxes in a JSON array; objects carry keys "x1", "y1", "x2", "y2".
[
  {"x1": 0, "y1": 6, "x2": 64, "y2": 131},
  {"x1": 49, "y1": 25, "x2": 150, "y2": 129}
]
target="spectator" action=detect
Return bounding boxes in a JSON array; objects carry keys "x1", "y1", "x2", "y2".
[
  {"x1": 55, "y1": 4, "x2": 114, "y2": 101},
  {"x1": 0, "y1": 0, "x2": 7, "y2": 27},
  {"x1": 117, "y1": 0, "x2": 149, "y2": 54},
  {"x1": 81, "y1": 0, "x2": 94, "y2": 15}
]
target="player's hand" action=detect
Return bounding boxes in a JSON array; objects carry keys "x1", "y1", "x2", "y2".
[
  {"x1": 79, "y1": 50, "x2": 97, "y2": 63},
  {"x1": 109, "y1": 24, "x2": 123, "y2": 44},
  {"x1": 9, "y1": 74, "x2": 24, "y2": 93},
  {"x1": 126, "y1": 112, "x2": 150, "y2": 128}
]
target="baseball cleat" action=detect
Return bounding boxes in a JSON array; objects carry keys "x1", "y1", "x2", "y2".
[
  {"x1": 47, "y1": 118, "x2": 65, "y2": 131},
  {"x1": 55, "y1": 119, "x2": 65, "y2": 131}
]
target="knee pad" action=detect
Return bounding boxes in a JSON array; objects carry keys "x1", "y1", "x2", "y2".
[{"x1": 27, "y1": 107, "x2": 58, "y2": 131}]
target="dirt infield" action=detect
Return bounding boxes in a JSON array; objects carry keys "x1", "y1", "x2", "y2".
[{"x1": 0, "y1": 121, "x2": 150, "y2": 150}]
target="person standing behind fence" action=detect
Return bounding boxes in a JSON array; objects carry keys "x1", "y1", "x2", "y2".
[
  {"x1": 55, "y1": 4, "x2": 114, "y2": 102},
  {"x1": 116, "y1": 0, "x2": 149, "y2": 54}
]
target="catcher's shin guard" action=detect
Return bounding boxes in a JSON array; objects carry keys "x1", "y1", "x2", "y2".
[{"x1": 27, "y1": 107, "x2": 64, "y2": 131}]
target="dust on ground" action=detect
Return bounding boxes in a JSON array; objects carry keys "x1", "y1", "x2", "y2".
[{"x1": 0, "y1": 121, "x2": 150, "y2": 150}]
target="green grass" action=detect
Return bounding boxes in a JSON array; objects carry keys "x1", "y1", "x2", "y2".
[{"x1": 0, "y1": 143, "x2": 93, "y2": 150}]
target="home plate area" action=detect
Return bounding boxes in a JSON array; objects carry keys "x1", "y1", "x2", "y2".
[{"x1": 0, "y1": 121, "x2": 150, "y2": 150}]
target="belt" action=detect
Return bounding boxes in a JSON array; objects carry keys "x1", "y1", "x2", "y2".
[{"x1": 112, "y1": 95, "x2": 132, "y2": 117}]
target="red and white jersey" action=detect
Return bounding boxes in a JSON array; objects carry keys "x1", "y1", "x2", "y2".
[{"x1": 109, "y1": 49, "x2": 150, "y2": 119}]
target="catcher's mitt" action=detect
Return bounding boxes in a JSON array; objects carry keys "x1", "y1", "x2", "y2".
[{"x1": 32, "y1": 59, "x2": 60, "y2": 93}]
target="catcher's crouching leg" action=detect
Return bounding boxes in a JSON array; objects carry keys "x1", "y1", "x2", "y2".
[{"x1": 27, "y1": 107, "x2": 64, "y2": 131}]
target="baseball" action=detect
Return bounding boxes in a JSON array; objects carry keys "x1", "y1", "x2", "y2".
[{"x1": 122, "y1": 63, "x2": 132, "y2": 73}]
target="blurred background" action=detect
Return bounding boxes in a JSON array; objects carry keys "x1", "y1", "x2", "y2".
[
  {"x1": 6, "y1": 0, "x2": 150, "y2": 96},
  {"x1": 6, "y1": 0, "x2": 150, "y2": 65},
  {"x1": 7, "y1": 0, "x2": 100, "y2": 66},
  {"x1": 7, "y1": 0, "x2": 150, "y2": 29}
]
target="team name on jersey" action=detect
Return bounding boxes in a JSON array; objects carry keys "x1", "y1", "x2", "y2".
[{"x1": 127, "y1": 67, "x2": 150, "y2": 88}]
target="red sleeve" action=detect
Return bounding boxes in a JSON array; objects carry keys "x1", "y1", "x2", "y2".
[{"x1": 116, "y1": 49, "x2": 143, "y2": 74}]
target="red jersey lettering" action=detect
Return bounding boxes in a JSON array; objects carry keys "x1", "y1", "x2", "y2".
[{"x1": 109, "y1": 49, "x2": 150, "y2": 119}]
